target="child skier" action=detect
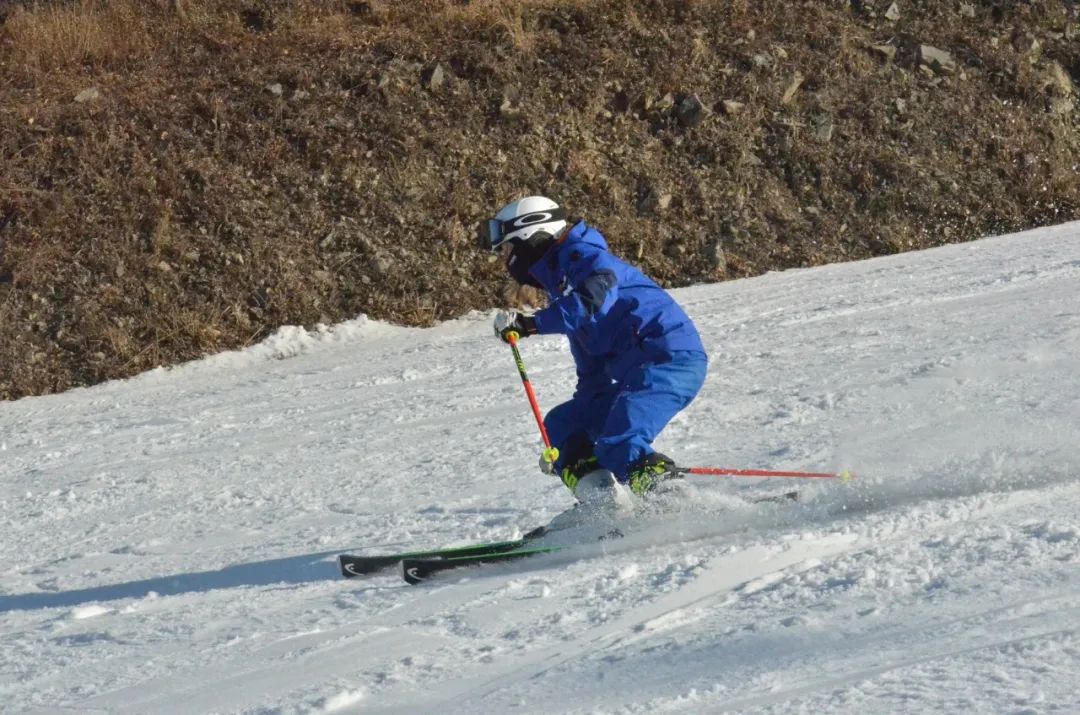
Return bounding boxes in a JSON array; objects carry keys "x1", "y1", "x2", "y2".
[{"x1": 481, "y1": 196, "x2": 708, "y2": 502}]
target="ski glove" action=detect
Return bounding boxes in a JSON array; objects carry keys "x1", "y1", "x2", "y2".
[{"x1": 493, "y1": 310, "x2": 537, "y2": 343}]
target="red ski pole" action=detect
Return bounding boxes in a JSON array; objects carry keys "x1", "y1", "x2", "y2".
[
  {"x1": 677, "y1": 466, "x2": 854, "y2": 481},
  {"x1": 506, "y1": 333, "x2": 560, "y2": 468}
]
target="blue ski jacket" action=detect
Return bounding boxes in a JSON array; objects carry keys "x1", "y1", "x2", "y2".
[{"x1": 529, "y1": 220, "x2": 706, "y2": 395}]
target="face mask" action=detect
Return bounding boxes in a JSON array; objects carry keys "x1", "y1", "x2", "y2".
[{"x1": 504, "y1": 232, "x2": 554, "y2": 288}]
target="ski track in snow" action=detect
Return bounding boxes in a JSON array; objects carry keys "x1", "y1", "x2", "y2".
[{"x1": 1, "y1": 222, "x2": 1079, "y2": 713}]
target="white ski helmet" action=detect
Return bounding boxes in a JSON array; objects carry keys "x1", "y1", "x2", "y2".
[{"x1": 482, "y1": 196, "x2": 568, "y2": 252}]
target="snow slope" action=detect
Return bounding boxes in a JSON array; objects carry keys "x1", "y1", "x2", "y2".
[{"x1": 2, "y1": 222, "x2": 1079, "y2": 714}]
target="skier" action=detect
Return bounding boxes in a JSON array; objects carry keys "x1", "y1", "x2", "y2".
[{"x1": 480, "y1": 196, "x2": 708, "y2": 503}]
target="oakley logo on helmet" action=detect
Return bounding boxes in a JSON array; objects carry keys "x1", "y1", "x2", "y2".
[{"x1": 511, "y1": 212, "x2": 558, "y2": 228}]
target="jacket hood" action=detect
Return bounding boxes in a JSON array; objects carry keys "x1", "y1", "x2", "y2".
[{"x1": 563, "y1": 219, "x2": 608, "y2": 251}]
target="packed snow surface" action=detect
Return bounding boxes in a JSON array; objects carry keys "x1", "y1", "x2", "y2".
[{"x1": 2, "y1": 222, "x2": 1079, "y2": 714}]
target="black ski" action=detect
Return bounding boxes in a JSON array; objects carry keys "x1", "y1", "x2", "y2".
[
  {"x1": 401, "y1": 526, "x2": 628, "y2": 584},
  {"x1": 402, "y1": 544, "x2": 565, "y2": 584},
  {"x1": 338, "y1": 526, "x2": 547, "y2": 578}
]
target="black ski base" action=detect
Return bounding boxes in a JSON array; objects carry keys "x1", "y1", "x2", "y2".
[{"x1": 750, "y1": 490, "x2": 800, "y2": 504}]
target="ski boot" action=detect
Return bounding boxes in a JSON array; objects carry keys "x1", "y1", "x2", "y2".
[
  {"x1": 625, "y1": 452, "x2": 679, "y2": 496},
  {"x1": 559, "y1": 457, "x2": 633, "y2": 513},
  {"x1": 559, "y1": 456, "x2": 596, "y2": 493}
]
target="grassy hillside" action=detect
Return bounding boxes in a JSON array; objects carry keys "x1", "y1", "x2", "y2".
[{"x1": 1, "y1": 0, "x2": 1078, "y2": 399}]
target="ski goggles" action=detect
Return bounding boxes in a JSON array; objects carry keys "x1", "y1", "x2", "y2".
[
  {"x1": 479, "y1": 219, "x2": 508, "y2": 252},
  {"x1": 478, "y1": 207, "x2": 568, "y2": 252}
]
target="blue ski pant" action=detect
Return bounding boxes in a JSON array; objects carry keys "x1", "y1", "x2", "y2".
[{"x1": 544, "y1": 351, "x2": 708, "y2": 481}]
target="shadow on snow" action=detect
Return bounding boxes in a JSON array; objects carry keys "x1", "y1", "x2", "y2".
[{"x1": 0, "y1": 550, "x2": 342, "y2": 613}]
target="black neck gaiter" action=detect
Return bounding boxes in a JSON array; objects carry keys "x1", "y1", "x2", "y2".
[{"x1": 505, "y1": 234, "x2": 554, "y2": 288}]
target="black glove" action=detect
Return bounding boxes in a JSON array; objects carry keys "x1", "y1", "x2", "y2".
[{"x1": 493, "y1": 310, "x2": 537, "y2": 343}]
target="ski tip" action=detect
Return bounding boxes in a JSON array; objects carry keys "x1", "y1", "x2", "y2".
[{"x1": 837, "y1": 469, "x2": 855, "y2": 482}]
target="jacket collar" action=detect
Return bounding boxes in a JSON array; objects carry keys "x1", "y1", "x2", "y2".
[{"x1": 527, "y1": 220, "x2": 589, "y2": 293}]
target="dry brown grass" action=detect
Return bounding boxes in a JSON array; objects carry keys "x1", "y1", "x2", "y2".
[{"x1": 4, "y1": 0, "x2": 159, "y2": 74}]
